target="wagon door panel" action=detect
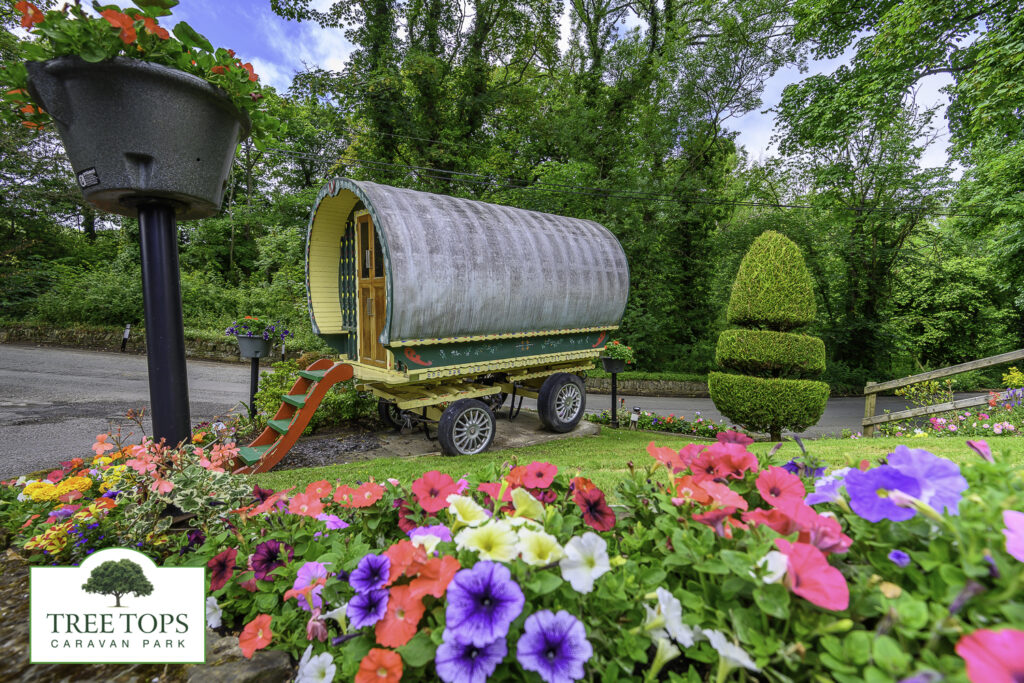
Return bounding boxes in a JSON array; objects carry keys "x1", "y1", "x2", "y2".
[{"x1": 357, "y1": 214, "x2": 388, "y2": 368}]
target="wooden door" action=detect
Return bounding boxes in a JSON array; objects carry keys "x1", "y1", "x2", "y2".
[{"x1": 357, "y1": 214, "x2": 388, "y2": 367}]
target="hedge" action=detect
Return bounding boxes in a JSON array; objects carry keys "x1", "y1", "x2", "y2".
[
  {"x1": 715, "y1": 328, "x2": 826, "y2": 378},
  {"x1": 708, "y1": 371, "x2": 830, "y2": 434},
  {"x1": 726, "y1": 230, "x2": 816, "y2": 330}
]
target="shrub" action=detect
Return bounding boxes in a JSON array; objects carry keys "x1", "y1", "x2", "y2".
[
  {"x1": 726, "y1": 230, "x2": 816, "y2": 330},
  {"x1": 31, "y1": 264, "x2": 143, "y2": 326},
  {"x1": 254, "y1": 360, "x2": 375, "y2": 434},
  {"x1": 711, "y1": 231, "x2": 829, "y2": 440},
  {"x1": 708, "y1": 371, "x2": 831, "y2": 434},
  {"x1": 716, "y1": 329, "x2": 825, "y2": 378}
]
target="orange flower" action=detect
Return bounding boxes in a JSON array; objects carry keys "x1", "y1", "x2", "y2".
[
  {"x1": 382, "y1": 540, "x2": 427, "y2": 585},
  {"x1": 571, "y1": 476, "x2": 596, "y2": 494},
  {"x1": 238, "y1": 614, "x2": 272, "y2": 658},
  {"x1": 336, "y1": 482, "x2": 385, "y2": 508},
  {"x1": 374, "y1": 584, "x2": 425, "y2": 647},
  {"x1": 100, "y1": 9, "x2": 137, "y2": 44},
  {"x1": 409, "y1": 555, "x2": 460, "y2": 599},
  {"x1": 240, "y1": 62, "x2": 258, "y2": 82},
  {"x1": 130, "y1": 13, "x2": 170, "y2": 39},
  {"x1": 211, "y1": 65, "x2": 227, "y2": 75},
  {"x1": 92, "y1": 497, "x2": 116, "y2": 510},
  {"x1": 15, "y1": 2, "x2": 44, "y2": 28},
  {"x1": 699, "y1": 480, "x2": 749, "y2": 511},
  {"x1": 288, "y1": 492, "x2": 324, "y2": 517},
  {"x1": 92, "y1": 434, "x2": 115, "y2": 456},
  {"x1": 506, "y1": 465, "x2": 528, "y2": 487},
  {"x1": 305, "y1": 480, "x2": 332, "y2": 499},
  {"x1": 356, "y1": 648, "x2": 403, "y2": 683},
  {"x1": 673, "y1": 475, "x2": 712, "y2": 504}
]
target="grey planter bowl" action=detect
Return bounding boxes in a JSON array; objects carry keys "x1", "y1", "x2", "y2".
[
  {"x1": 236, "y1": 336, "x2": 273, "y2": 359},
  {"x1": 601, "y1": 356, "x2": 626, "y2": 374},
  {"x1": 25, "y1": 56, "x2": 250, "y2": 220}
]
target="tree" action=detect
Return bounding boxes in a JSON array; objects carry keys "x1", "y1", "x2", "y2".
[
  {"x1": 709, "y1": 231, "x2": 829, "y2": 441},
  {"x1": 81, "y1": 559, "x2": 154, "y2": 607}
]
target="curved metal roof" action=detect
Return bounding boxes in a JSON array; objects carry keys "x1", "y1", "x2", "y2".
[{"x1": 308, "y1": 178, "x2": 629, "y2": 345}]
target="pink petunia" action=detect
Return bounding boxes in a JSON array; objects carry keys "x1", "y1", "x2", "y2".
[
  {"x1": 1003, "y1": 510, "x2": 1024, "y2": 562},
  {"x1": 774, "y1": 538, "x2": 849, "y2": 611},
  {"x1": 956, "y1": 628, "x2": 1024, "y2": 683},
  {"x1": 412, "y1": 471, "x2": 459, "y2": 513},
  {"x1": 524, "y1": 461, "x2": 557, "y2": 489},
  {"x1": 756, "y1": 467, "x2": 806, "y2": 507}
]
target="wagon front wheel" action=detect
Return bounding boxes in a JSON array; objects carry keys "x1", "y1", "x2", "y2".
[
  {"x1": 378, "y1": 398, "x2": 406, "y2": 430},
  {"x1": 538, "y1": 372, "x2": 586, "y2": 433},
  {"x1": 438, "y1": 399, "x2": 496, "y2": 456}
]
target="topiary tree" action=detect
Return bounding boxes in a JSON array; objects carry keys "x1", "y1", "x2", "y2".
[
  {"x1": 709, "y1": 231, "x2": 829, "y2": 441},
  {"x1": 82, "y1": 558, "x2": 154, "y2": 607}
]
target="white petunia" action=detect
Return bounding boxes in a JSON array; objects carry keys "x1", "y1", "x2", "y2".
[
  {"x1": 703, "y1": 629, "x2": 760, "y2": 672},
  {"x1": 410, "y1": 533, "x2": 443, "y2": 554},
  {"x1": 446, "y1": 494, "x2": 489, "y2": 527},
  {"x1": 511, "y1": 486, "x2": 544, "y2": 520},
  {"x1": 295, "y1": 644, "x2": 337, "y2": 683},
  {"x1": 454, "y1": 519, "x2": 518, "y2": 562},
  {"x1": 656, "y1": 587, "x2": 697, "y2": 647},
  {"x1": 322, "y1": 603, "x2": 348, "y2": 623},
  {"x1": 517, "y1": 528, "x2": 564, "y2": 566},
  {"x1": 558, "y1": 532, "x2": 611, "y2": 593},
  {"x1": 205, "y1": 596, "x2": 222, "y2": 629},
  {"x1": 750, "y1": 550, "x2": 787, "y2": 584},
  {"x1": 643, "y1": 603, "x2": 668, "y2": 642}
]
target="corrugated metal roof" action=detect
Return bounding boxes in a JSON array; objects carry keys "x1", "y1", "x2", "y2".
[{"x1": 309, "y1": 178, "x2": 629, "y2": 344}]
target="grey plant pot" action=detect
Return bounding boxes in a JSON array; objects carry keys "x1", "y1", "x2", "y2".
[
  {"x1": 236, "y1": 336, "x2": 273, "y2": 359},
  {"x1": 25, "y1": 56, "x2": 251, "y2": 220},
  {"x1": 601, "y1": 356, "x2": 626, "y2": 374}
]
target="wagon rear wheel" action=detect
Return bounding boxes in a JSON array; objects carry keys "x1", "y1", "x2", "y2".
[
  {"x1": 538, "y1": 372, "x2": 586, "y2": 433},
  {"x1": 439, "y1": 399, "x2": 496, "y2": 456},
  {"x1": 378, "y1": 398, "x2": 406, "y2": 430}
]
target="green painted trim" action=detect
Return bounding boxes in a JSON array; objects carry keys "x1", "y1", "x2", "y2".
[
  {"x1": 391, "y1": 330, "x2": 608, "y2": 371},
  {"x1": 390, "y1": 327, "x2": 617, "y2": 348}
]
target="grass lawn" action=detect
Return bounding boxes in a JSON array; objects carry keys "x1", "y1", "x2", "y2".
[{"x1": 253, "y1": 429, "x2": 1024, "y2": 495}]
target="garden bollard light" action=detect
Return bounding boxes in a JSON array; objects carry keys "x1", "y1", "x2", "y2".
[
  {"x1": 631, "y1": 406, "x2": 641, "y2": 430},
  {"x1": 120, "y1": 323, "x2": 130, "y2": 352}
]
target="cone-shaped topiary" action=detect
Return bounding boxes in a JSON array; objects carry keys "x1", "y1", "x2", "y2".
[{"x1": 710, "y1": 231, "x2": 829, "y2": 441}]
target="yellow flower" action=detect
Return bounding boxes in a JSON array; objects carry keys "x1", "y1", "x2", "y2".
[
  {"x1": 511, "y1": 487, "x2": 544, "y2": 521},
  {"x1": 454, "y1": 520, "x2": 517, "y2": 562},
  {"x1": 517, "y1": 528, "x2": 564, "y2": 566},
  {"x1": 24, "y1": 522, "x2": 70, "y2": 554},
  {"x1": 24, "y1": 481, "x2": 58, "y2": 502},
  {"x1": 56, "y1": 476, "x2": 93, "y2": 497},
  {"x1": 447, "y1": 494, "x2": 489, "y2": 527}
]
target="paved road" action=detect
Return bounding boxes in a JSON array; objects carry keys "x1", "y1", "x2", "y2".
[{"x1": 0, "y1": 344, "x2": 954, "y2": 478}]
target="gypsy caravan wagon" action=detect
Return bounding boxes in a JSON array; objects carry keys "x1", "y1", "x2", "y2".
[{"x1": 234, "y1": 178, "x2": 629, "y2": 473}]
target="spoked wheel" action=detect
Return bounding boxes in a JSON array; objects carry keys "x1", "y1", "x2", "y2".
[
  {"x1": 538, "y1": 372, "x2": 586, "y2": 433},
  {"x1": 378, "y1": 398, "x2": 407, "y2": 430},
  {"x1": 481, "y1": 392, "x2": 508, "y2": 411},
  {"x1": 438, "y1": 398, "x2": 496, "y2": 456}
]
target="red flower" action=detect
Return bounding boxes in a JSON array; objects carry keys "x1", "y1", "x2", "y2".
[
  {"x1": 356, "y1": 648, "x2": 403, "y2": 683},
  {"x1": 383, "y1": 540, "x2": 427, "y2": 585},
  {"x1": 15, "y1": 1, "x2": 44, "y2": 28},
  {"x1": 100, "y1": 9, "x2": 136, "y2": 44},
  {"x1": 756, "y1": 467, "x2": 806, "y2": 507},
  {"x1": 774, "y1": 538, "x2": 849, "y2": 611},
  {"x1": 699, "y1": 480, "x2": 749, "y2": 511},
  {"x1": 409, "y1": 555, "x2": 461, "y2": 599},
  {"x1": 208, "y1": 548, "x2": 237, "y2": 591},
  {"x1": 673, "y1": 475, "x2": 712, "y2": 505},
  {"x1": 288, "y1": 492, "x2": 324, "y2": 517},
  {"x1": 742, "y1": 507, "x2": 799, "y2": 535},
  {"x1": 336, "y1": 481, "x2": 385, "y2": 508},
  {"x1": 412, "y1": 471, "x2": 459, "y2": 513},
  {"x1": 570, "y1": 476, "x2": 597, "y2": 495},
  {"x1": 717, "y1": 430, "x2": 754, "y2": 446},
  {"x1": 238, "y1": 614, "x2": 272, "y2": 658},
  {"x1": 712, "y1": 442, "x2": 759, "y2": 479},
  {"x1": 395, "y1": 498, "x2": 417, "y2": 533},
  {"x1": 956, "y1": 628, "x2": 1024, "y2": 683},
  {"x1": 506, "y1": 465, "x2": 528, "y2": 487},
  {"x1": 477, "y1": 481, "x2": 513, "y2": 503},
  {"x1": 131, "y1": 13, "x2": 170, "y2": 39},
  {"x1": 648, "y1": 442, "x2": 705, "y2": 473},
  {"x1": 693, "y1": 507, "x2": 748, "y2": 538},
  {"x1": 375, "y1": 584, "x2": 425, "y2": 647},
  {"x1": 530, "y1": 488, "x2": 558, "y2": 504},
  {"x1": 305, "y1": 480, "x2": 332, "y2": 499},
  {"x1": 574, "y1": 487, "x2": 616, "y2": 531},
  {"x1": 690, "y1": 450, "x2": 727, "y2": 482},
  {"x1": 524, "y1": 461, "x2": 557, "y2": 488},
  {"x1": 210, "y1": 65, "x2": 227, "y2": 75},
  {"x1": 240, "y1": 62, "x2": 258, "y2": 82}
]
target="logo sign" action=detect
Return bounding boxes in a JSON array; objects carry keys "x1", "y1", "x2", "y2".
[
  {"x1": 30, "y1": 548, "x2": 205, "y2": 663},
  {"x1": 76, "y1": 167, "x2": 100, "y2": 188}
]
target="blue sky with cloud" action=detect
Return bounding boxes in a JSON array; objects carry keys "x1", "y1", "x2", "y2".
[{"x1": 173, "y1": 0, "x2": 953, "y2": 170}]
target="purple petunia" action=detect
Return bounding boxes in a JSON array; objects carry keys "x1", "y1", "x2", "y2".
[
  {"x1": 886, "y1": 446, "x2": 968, "y2": 515},
  {"x1": 445, "y1": 561, "x2": 525, "y2": 647},
  {"x1": 293, "y1": 561, "x2": 329, "y2": 611},
  {"x1": 435, "y1": 630, "x2": 508, "y2": 683},
  {"x1": 805, "y1": 468, "x2": 850, "y2": 505},
  {"x1": 888, "y1": 549, "x2": 911, "y2": 567},
  {"x1": 317, "y1": 513, "x2": 350, "y2": 530},
  {"x1": 349, "y1": 553, "x2": 390, "y2": 593},
  {"x1": 409, "y1": 524, "x2": 453, "y2": 543},
  {"x1": 346, "y1": 588, "x2": 389, "y2": 629},
  {"x1": 251, "y1": 540, "x2": 293, "y2": 580},
  {"x1": 845, "y1": 466, "x2": 922, "y2": 523},
  {"x1": 516, "y1": 610, "x2": 593, "y2": 683},
  {"x1": 782, "y1": 459, "x2": 826, "y2": 478}
]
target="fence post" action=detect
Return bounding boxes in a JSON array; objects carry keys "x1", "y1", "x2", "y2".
[{"x1": 863, "y1": 382, "x2": 877, "y2": 437}]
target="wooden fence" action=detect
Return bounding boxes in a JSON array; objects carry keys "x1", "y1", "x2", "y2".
[{"x1": 862, "y1": 349, "x2": 1024, "y2": 436}]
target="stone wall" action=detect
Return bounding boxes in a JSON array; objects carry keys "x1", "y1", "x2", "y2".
[{"x1": 584, "y1": 377, "x2": 709, "y2": 398}]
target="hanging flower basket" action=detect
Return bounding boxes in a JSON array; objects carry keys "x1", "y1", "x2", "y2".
[
  {"x1": 25, "y1": 56, "x2": 250, "y2": 220},
  {"x1": 600, "y1": 356, "x2": 626, "y2": 374},
  {"x1": 236, "y1": 336, "x2": 273, "y2": 359}
]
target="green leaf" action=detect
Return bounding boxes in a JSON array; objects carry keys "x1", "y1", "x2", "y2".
[
  {"x1": 752, "y1": 583, "x2": 789, "y2": 619},
  {"x1": 254, "y1": 592, "x2": 277, "y2": 611},
  {"x1": 172, "y1": 21, "x2": 214, "y2": 53},
  {"x1": 78, "y1": 44, "x2": 108, "y2": 63},
  {"x1": 526, "y1": 572, "x2": 563, "y2": 595},
  {"x1": 872, "y1": 635, "x2": 910, "y2": 675},
  {"x1": 396, "y1": 631, "x2": 436, "y2": 668}
]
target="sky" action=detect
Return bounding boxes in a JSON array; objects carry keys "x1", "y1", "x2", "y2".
[{"x1": 170, "y1": 0, "x2": 955, "y2": 171}]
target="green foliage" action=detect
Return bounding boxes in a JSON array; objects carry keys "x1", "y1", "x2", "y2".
[
  {"x1": 708, "y1": 371, "x2": 830, "y2": 434},
  {"x1": 254, "y1": 360, "x2": 375, "y2": 433},
  {"x1": 726, "y1": 231, "x2": 816, "y2": 330},
  {"x1": 31, "y1": 264, "x2": 143, "y2": 326},
  {"x1": 82, "y1": 559, "x2": 154, "y2": 607},
  {"x1": 600, "y1": 340, "x2": 636, "y2": 365},
  {"x1": 716, "y1": 329, "x2": 825, "y2": 378}
]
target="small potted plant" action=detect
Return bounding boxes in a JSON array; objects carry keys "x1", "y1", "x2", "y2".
[
  {"x1": 226, "y1": 316, "x2": 293, "y2": 359},
  {"x1": 601, "y1": 339, "x2": 636, "y2": 374},
  {"x1": 1, "y1": 1, "x2": 280, "y2": 219}
]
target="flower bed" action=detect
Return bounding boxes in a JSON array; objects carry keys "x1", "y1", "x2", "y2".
[
  {"x1": 586, "y1": 408, "x2": 735, "y2": 439},
  {"x1": 2, "y1": 431, "x2": 1023, "y2": 681}
]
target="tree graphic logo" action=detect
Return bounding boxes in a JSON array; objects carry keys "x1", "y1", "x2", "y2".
[{"x1": 81, "y1": 558, "x2": 154, "y2": 607}]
